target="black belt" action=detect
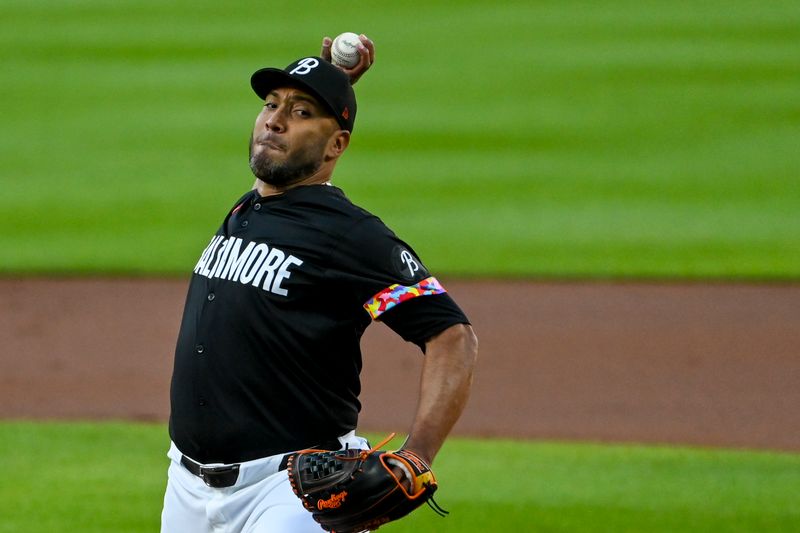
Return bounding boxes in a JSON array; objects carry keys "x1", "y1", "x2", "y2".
[
  {"x1": 180, "y1": 438, "x2": 341, "y2": 488},
  {"x1": 180, "y1": 455, "x2": 243, "y2": 488}
]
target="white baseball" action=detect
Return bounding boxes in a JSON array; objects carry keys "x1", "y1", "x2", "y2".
[{"x1": 331, "y1": 32, "x2": 362, "y2": 68}]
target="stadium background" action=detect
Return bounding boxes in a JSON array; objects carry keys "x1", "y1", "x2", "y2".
[{"x1": 1, "y1": 1, "x2": 798, "y2": 531}]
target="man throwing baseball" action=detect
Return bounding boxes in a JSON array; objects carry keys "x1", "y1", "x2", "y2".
[{"x1": 160, "y1": 34, "x2": 478, "y2": 533}]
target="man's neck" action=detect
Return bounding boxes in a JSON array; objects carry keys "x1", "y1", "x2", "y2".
[{"x1": 254, "y1": 169, "x2": 334, "y2": 198}]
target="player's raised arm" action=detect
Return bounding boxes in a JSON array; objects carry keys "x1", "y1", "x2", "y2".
[{"x1": 321, "y1": 33, "x2": 375, "y2": 85}]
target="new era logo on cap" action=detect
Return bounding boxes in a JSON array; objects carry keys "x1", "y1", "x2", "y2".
[{"x1": 251, "y1": 57, "x2": 357, "y2": 132}]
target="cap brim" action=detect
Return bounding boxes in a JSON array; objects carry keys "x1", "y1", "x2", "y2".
[{"x1": 251, "y1": 68, "x2": 338, "y2": 124}]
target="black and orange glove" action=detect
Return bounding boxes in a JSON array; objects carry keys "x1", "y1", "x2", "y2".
[{"x1": 287, "y1": 434, "x2": 446, "y2": 533}]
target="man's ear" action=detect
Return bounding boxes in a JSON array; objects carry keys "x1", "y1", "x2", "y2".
[{"x1": 326, "y1": 130, "x2": 350, "y2": 160}]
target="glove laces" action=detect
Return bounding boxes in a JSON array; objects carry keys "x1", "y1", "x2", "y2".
[{"x1": 330, "y1": 432, "x2": 451, "y2": 522}]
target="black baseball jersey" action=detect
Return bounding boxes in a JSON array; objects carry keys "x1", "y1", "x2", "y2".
[{"x1": 169, "y1": 184, "x2": 469, "y2": 464}]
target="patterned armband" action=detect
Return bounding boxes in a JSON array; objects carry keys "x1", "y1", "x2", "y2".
[{"x1": 363, "y1": 277, "x2": 446, "y2": 319}]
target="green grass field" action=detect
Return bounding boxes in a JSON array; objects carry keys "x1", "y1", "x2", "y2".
[
  {"x1": 2, "y1": 2, "x2": 799, "y2": 531},
  {"x1": 0, "y1": 422, "x2": 798, "y2": 533},
  {"x1": 1, "y1": 0, "x2": 799, "y2": 278}
]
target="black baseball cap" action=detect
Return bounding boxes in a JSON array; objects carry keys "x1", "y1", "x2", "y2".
[{"x1": 251, "y1": 57, "x2": 357, "y2": 132}]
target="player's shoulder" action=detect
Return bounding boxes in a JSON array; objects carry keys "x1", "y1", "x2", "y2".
[
  {"x1": 289, "y1": 184, "x2": 388, "y2": 230},
  {"x1": 295, "y1": 184, "x2": 372, "y2": 215}
]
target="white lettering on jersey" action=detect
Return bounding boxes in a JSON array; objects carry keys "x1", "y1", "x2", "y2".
[
  {"x1": 252, "y1": 247, "x2": 286, "y2": 290},
  {"x1": 220, "y1": 239, "x2": 254, "y2": 281},
  {"x1": 239, "y1": 243, "x2": 270, "y2": 284},
  {"x1": 211, "y1": 237, "x2": 234, "y2": 278},
  {"x1": 272, "y1": 256, "x2": 303, "y2": 296},
  {"x1": 194, "y1": 235, "x2": 223, "y2": 274},
  {"x1": 203, "y1": 236, "x2": 226, "y2": 277},
  {"x1": 195, "y1": 236, "x2": 302, "y2": 296}
]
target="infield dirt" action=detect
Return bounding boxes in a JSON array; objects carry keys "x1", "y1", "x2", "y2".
[{"x1": 1, "y1": 279, "x2": 798, "y2": 451}]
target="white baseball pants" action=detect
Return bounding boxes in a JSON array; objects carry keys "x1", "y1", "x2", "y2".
[{"x1": 160, "y1": 432, "x2": 369, "y2": 533}]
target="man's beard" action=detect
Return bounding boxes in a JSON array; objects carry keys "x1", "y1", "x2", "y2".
[{"x1": 248, "y1": 133, "x2": 324, "y2": 187}]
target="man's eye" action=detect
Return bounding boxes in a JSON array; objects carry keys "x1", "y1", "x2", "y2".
[
  {"x1": 295, "y1": 109, "x2": 311, "y2": 117},
  {"x1": 265, "y1": 102, "x2": 277, "y2": 109}
]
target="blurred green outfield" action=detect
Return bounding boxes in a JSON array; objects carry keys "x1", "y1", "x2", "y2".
[
  {"x1": 1, "y1": 0, "x2": 798, "y2": 278},
  {"x1": 1, "y1": 422, "x2": 798, "y2": 533},
  {"x1": 2, "y1": 5, "x2": 798, "y2": 532}
]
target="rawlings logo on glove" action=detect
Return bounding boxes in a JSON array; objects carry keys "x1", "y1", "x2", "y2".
[
  {"x1": 318, "y1": 491, "x2": 348, "y2": 510},
  {"x1": 287, "y1": 433, "x2": 447, "y2": 533}
]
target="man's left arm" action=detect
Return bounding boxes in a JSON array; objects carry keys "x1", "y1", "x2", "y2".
[
  {"x1": 286, "y1": 324, "x2": 475, "y2": 531},
  {"x1": 401, "y1": 323, "x2": 478, "y2": 465}
]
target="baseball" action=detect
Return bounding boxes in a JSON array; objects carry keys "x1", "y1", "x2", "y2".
[{"x1": 331, "y1": 32, "x2": 362, "y2": 68}]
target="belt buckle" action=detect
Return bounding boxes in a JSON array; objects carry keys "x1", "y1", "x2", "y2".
[{"x1": 199, "y1": 463, "x2": 240, "y2": 488}]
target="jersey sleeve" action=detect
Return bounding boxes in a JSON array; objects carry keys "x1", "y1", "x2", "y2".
[
  {"x1": 377, "y1": 292, "x2": 470, "y2": 350},
  {"x1": 329, "y1": 215, "x2": 470, "y2": 349}
]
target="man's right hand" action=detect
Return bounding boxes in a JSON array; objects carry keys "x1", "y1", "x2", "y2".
[{"x1": 321, "y1": 34, "x2": 375, "y2": 85}]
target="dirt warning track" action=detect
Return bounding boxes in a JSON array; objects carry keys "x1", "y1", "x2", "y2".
[{"x1": 1, "y1": 278, "x2": 798, "y2": 451}]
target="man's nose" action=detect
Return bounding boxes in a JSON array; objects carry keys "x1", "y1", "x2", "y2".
[{"x1": 265, "y1": 109, "x2": 286, "y2": 133}]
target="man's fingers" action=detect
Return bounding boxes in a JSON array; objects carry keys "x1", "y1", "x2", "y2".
[
  {"x1": 359, "y1": 34, "x2": 375, "y2": 65},
  {"x1": 320, "y1": 37, "x2": 333, "y2": 62},
  {"x1": 344, "y1": 34, "x2": 374, "y2": 85},
  {"x1": 389, "y1": 464, "x2": 414, "y2": 493}
]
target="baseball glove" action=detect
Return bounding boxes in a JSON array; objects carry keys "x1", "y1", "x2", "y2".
[{"x1": 287, "y1": 433, "x2": 446, "y2": 533}]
